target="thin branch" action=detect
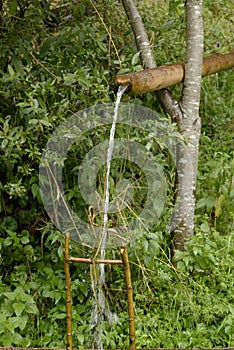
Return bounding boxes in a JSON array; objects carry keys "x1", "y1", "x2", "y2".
[
  {"x1": 121, "y1": 0, "x2": 156, "y2": 69},
  {"x1": 28, "y1": 51, "x2": 57, "y2": 79},
  {"x1": 121, "y1": 0, "x2": 183, "y2": 120},
  {"x1": 89, "y1": 0, "x2": 122, "y2": 66}
]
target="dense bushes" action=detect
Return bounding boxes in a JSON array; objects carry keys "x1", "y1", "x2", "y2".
[{"x1": 0, "y1": 0, "x2": 233, "y2": 347}]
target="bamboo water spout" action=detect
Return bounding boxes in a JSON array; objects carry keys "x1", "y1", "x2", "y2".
[{"x1": 115, "y1": 50, "x2": 234, "y2": 94}]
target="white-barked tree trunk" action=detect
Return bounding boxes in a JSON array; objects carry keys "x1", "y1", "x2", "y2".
[{"x1": 121, "y1": 0, "x2": 203, "y2": 253}]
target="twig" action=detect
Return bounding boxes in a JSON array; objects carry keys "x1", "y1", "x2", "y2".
[
  {"x1": 89, "y1": 0, "x2": 122, "y2": 66},
  {"x1": 28, "y1": 51, "x2": 57, "y2": 79}
]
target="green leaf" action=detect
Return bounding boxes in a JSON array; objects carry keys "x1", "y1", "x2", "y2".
[
  {"x1": 14, "y1": 287, "x2": 29, "y2": 302},
  {"x1": 20, "y1": 230, "x2": 30, "y2": 242},
  {"x1": 12, "y1": 316, "x2": 28, "y2": 331},
  {"x1": 3, "y1": 119, "x2": 10, "y2": 133},
  {"x1": 13, "y1": 302, "x2": 25, "y2": 316},
  {"x1": 215, "y1": 194, "x2": 225, "y2": 218},
  {"x1": 4, "y1": 291, "x2": 16, "y2": 301},
  {"x1": 153, "y1": 198, "x2": 164, "y2": 216},
  {"x1": 200, "y1": 222, "x2": 210, "y2": 233},
  {"x1": 12, "y1": 55, "x2": 25, "y2": 76},
  {"x1": 118, "y1": 68, "x2": 130, "y2": 74},
  {"x1": 31, "y1": 183, "x2": 39, "y2": 199},
  {"x1": 1, "y1": 332, "x2": 13, "y2": 346},
  {"x1": 9, "y1": 0, "x2": 18, "y2": 15},
  {"x1": 162, "y1": 19, "x2": 176, "y2": 32},
  {"x1": 6, "y1": 317, "x2": 19, "y2": 332},
  {"x1": 207, "y1": 253, "x2": 216, "y2": 263},
  {"x1": 131, "y1": 52, "x2": 140, "y2": 66},
  {"x1": 8, "y1": 64, "x2": 15, "y2": 77},
  {"x1": 77, "y1": 333, "x2": 84, "y2": 344},
  {"x1": 0, "y1": 314, "x2": 7, "y2": 334},
  {"x1": 12, "y1": 331, "x2": 23, "y2": 344},
  {"x1": 52, "y1": 312, "x2": 66, "y2": 320},
  {"x1": 25, "y1": 302, "x2": 38, "y2": 314},
  {"x1": 97, "y1": 40, "x2": 108, "y2": 53},
  {"x1": 40, "y1": 119, "x2": 52, "y2": 127},
  {"x1": 1, "y1": 138, "x2": 8, "y2": 149},
  {"x1": 143, "y1": 238, "x2": 148, "y2": 251}
]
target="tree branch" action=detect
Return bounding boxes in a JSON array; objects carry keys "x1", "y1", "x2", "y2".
[
  {"x1": 121, "y1": 0, "x2": 183, "y2": 120},
  {"x1": 121, "y1": 0, "x2": 156, "y2": 69}
]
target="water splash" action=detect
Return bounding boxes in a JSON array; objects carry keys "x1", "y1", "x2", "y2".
[{"x1": 90, "y1": 85, "x2": 128, "y2": 349}]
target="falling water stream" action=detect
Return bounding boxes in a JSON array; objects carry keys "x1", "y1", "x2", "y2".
[
  {"x1": 100, "y1": 84, "x2": 128, "y2": 281},
  {"x1": 90, "y1": 85, "x2": 128, "y2": 349}
]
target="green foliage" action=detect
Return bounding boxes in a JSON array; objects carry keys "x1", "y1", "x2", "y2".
[
  {"x1": 0, "y1": 285, "x2": 38, "y2": 346},
  {"x1": 0, "y1": 0, "x2": 233, "y2": 348}
]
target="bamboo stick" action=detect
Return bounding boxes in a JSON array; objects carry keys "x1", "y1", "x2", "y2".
[
  {"x1": 115, "y1": 50, "x2": 234, "y2": 94},
  {"x1": 121, "y1": 245, "x2": 136, "y2": 350},
  {"x1": 69, "y1": 257, "x2": 123, "y2": 264},
  {"x1": 64, "y1": 233, "x2": 72, "y2": 350}
]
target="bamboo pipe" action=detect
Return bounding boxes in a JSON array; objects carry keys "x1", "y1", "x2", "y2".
[{"x1": 115, "y1": 50, "x2": 234, "y2": 94}]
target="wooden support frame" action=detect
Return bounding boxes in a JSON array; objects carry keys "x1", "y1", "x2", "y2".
[
  {"x1": 63, "y1": 234, "x2": 136, "y2": 350},
  {"x1": 69, "y1": 257, "x2": 123, "y2": 264},
  {"x1": 121, "y1": 245, "x2": 136, "y2": 350},
  {"x1": 64, "y1": 233, "x2": 73, "y2": 350}
]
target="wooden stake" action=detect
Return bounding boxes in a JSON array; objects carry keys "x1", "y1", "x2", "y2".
[
  {"x1": 115, "y1": 50, "x2": 234, "y2": 94},
  {"x1": 64, "y1": 233, "x2": 72, "y2": 350},
  {"x1": 121, "y1": 245, "x2": 136, "y2": 350}
]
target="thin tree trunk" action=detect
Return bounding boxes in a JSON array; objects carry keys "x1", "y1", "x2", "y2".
[{"x1": 121, "y1": 0, "x2": 203, "y2": 253}]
